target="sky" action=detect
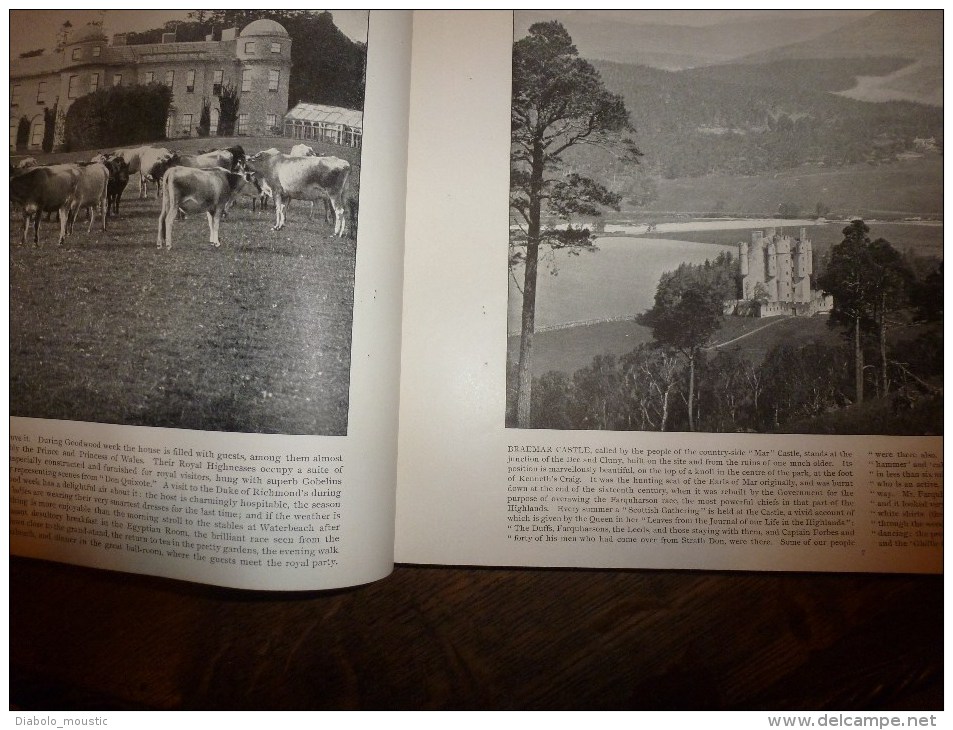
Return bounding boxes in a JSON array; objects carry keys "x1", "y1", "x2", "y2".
[
  {"x1": 9, "y1": 10, "x2": 369, "y2": 58},
  {"x1": 515, "y1": 9, "x2": 871, "y2": 28}
]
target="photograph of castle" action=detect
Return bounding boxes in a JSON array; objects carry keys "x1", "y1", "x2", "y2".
[{"x1": 506, "y1": 10, "x2": 942, "y2": 435}]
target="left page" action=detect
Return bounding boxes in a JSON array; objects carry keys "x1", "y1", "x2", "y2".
[{"x1": 9, "y1": 10, "x2": 413, "y2": 590}]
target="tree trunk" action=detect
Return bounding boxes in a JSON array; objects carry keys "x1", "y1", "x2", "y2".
[
  {"x1": 687, "y1": 352, "x2": 696, "y2": 432},
  {"x1": 854, "y1": 315, "x2": 864, "y2": 404},
  {"x1": 661, "y1": 385, "x2": 670, "y2": 432},
  {"x1": 879, "y1": 295, "x2": 889, "y2": 397},
  {"x1": 515, "y1": 141, "x2": 545, "y2": 428},
  {"x1": 515, "y1": 239, "x2": 538, "y2": 428}
]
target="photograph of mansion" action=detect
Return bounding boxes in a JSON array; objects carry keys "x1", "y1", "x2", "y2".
[{"x1": 10, "y1": 19, "x2": 293, "y2": 150}]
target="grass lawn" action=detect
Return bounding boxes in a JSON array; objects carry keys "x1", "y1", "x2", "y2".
[{"x1": 10, "y1": 136, "x2": 361, "y2": 435}]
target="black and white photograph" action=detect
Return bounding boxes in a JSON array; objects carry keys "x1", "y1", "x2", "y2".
[
  {"x1": 506, "y1": 10, "x2": 943, "y2": 435},
  {"x1": 10, "y1": 10, "x2": 369, "y2": 435}
]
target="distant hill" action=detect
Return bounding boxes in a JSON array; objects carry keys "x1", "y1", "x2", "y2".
[
  {"x1": 741, "y1": 9, "x2": 942, "y2": 64},
  {"x1": 584, "y1": 58, "x2": 943, "y2": 180},
  {"x1": 515, "y1": 11, "x2": 865, "y2": 70},
  {"x1": 738, "y1": 9, "x2": 942, "y2": 106}
]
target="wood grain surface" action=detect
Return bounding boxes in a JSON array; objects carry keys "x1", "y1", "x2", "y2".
[{"x1": 10, "y1": 556, "x2": 943, "y2": 710}]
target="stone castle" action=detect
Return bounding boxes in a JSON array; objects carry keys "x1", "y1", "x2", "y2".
[{"x1": 727, "y1": 227, "x2": 833, "y2": 318}]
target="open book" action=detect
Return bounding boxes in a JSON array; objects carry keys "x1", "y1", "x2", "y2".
[{"x1": 10, "y1": 11, "x2": 943, "y2": 590}]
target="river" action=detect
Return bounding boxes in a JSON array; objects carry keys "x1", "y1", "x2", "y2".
[{"x1": 507, "y1": 235, "x2": 736, "y2": 334}]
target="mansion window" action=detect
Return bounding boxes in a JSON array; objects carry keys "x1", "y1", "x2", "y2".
[
  {"x1": 36, "y1": 82, "x2": 47, "y2": 104},
  {"x1": 237, "y1": 113, "x2": 249, "y2": 135},
  {"x1": 213, "y1": 69, "x2": 223, "y2": 96},
  {"x1": 268, "y1": 69, "x2": 280, "y2": 92},
  {"x1": 244, "y1": 41, "x2": 255, "y2": 53},
  {"x1": 271, "y1": 42, "x2": 281, "y2": 53},
  {"x1": 165, "y1": 70, "x2": 174, "y2": 88},
  {"x1": 30, "y1": 119, "x2": 43, "y2": 147},
  {"x1": 186, "y1": 70, "x2": 195, "y2": 93},
  {"x1": 92, "y1": 46, "x2": 101, "y2": 57},
  {"x1": 71, "y1": 48, "x2": 82, "y2": 61},
  {"x1": 242, "y1": 69, "x2": 252, "y2": 93},
  {"x1": 113, "y1": 74, "x2": 122, "y2": 87},
  {"x1": 67, "y1": 75, "x2": 80, "y2": 99},
  {"x1": 89, "y1": 73, "x2": 99, "y2": 94},
  {"x1": 144, "y1": 71, "x2": 155, "y2": 84}
]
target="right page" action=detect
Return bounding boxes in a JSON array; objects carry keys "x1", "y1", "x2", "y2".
[{"x1": 395, "y1": 10, "x2": 942, "y2": 573}]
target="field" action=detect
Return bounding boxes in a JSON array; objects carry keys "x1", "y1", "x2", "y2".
[{"x1": 10, "y1": 135, "x2": 361, "y2": 435}]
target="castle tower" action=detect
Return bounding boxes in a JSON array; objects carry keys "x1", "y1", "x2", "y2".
[
  {"x1": 791, "y1": 230, "x2": 813, "y2": 303},
  {"x1": 765, "y1": 237, "x2": 778, "y2": 300},
  {"x1": 774, "y1": 233, "x2": 792, "y2": 301}
]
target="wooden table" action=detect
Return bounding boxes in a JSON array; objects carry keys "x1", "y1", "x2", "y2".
[{"x1": 10, "y1": 556, "x2": 943, "y2": 710}]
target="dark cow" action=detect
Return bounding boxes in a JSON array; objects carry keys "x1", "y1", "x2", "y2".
[
  {"x1": 224, "y1": 169, "x2": 270, "y2": 216},
  {"x1": 99, "y1": 155, "x2": 130, "y2": 217},
  {"x1": 157, "y1": 166, "x2": 256, "y2": 249},
  {"x1": 245, "y1": 150, "x2": 351, "y2": 236},
  {"x1": 10, "y1": 164, "x2": 82, "y2": 246}
]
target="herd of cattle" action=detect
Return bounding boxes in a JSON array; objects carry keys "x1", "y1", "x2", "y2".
[{"x1": 9, "y1": 142, "x2": 356, "y2": 249}]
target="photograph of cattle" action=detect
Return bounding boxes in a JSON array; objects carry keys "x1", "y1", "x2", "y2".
[
  {"x1": 10, "y1": 10, "x2": 369, "y2": 435},
  {"x1": 507, "y1": 10, "x2": 943, "y2": 436}
]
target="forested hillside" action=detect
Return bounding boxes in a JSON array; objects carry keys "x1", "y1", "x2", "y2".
[{"x1": 587, "y1": 58, "x2": 943, "y2": 180}]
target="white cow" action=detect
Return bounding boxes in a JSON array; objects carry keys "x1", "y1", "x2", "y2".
[
  {"x1": 156, "y1": 166, "x2": 255, "y2": 249},
  {"x1": 246, "y1": 150, "x2": 351, "y2": 236},
  {"x1": 289, "y1": 144, "x2": 331, "y2": 222},
  {"x1": 289, "y1": 143, "x2": 319, "y2": 157},
  {"x1": 115, "y1": 146, "x2": 174, "y2": 198}
]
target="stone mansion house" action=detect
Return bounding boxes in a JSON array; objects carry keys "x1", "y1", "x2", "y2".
[{"x1": 10, "y1": 19, "x2": 292, "y2": 151}]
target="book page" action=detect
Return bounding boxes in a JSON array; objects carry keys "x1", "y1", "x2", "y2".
[
  {"x1": 394, "y1": 10, "x2": 942, "y2": 574},
  {"x1": 10, "y1": 10, "x2": 414, "y2": 590}
]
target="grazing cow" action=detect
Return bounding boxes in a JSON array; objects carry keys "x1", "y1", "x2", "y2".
[
  {"x1": 115, "y1": 146, "x2": 173, "y2": 198},
  {"x1": 101, "y1": 156, "x2": 130, "y2": 217},
  {"x1": 173, "y1": 145, "x2": 247, "y2": 172},
  {"x1": 156, "y1": 166, "x2": 256, "y2": 249},
  {"x1": 9, "y1": 164, "x2": 82, "y2": 246},
  {"x1": 246, "y1": 150, "x2": 351, "y2": 236},
  {"x1": 16, "y1": 157, "x2": 38, "y2": 169},
  {"x1": 288, "y1": 144, "x2": 332, "y2": 222},
  {"x1": 290, "y1": 143, "x2": 319, "y2": 158},
  {"x1": 67, "y1": 162, "x2": 110, "y2": 237},
  {"x1": 346, "y1": 196, "x2": 359, "y2": 239},
  {"x1": 224, "y1": 169, "x2": 270, "y2": 216}
]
